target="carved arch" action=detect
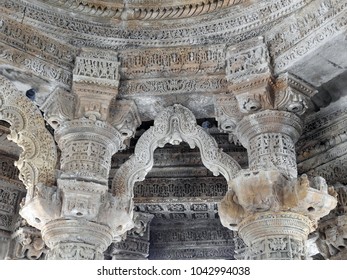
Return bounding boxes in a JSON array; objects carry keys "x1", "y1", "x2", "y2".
[
  {"x1": 0, "y1": 75, "x2": 57, "y2": 198},
  {"x1": 112, "y1": 104, "x2": 241, "y2": 202}
]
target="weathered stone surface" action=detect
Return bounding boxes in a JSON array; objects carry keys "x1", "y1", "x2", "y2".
[{"x1": 0, "y1": 0, "x2": 346, "y2": 260}]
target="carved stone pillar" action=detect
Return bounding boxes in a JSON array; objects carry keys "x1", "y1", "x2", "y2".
[
  {"x1": 20, "y1": 49, "x2": 141, "y2": 259},
  {"x1": 106, "y1": 212, "x2": 154, "y2": 260},
  {"x1": 0, "y1": 158, "x2": 26, "y2": 259},
  {"x1": 216, "y1": 38, "x2": 337, "y2": 260}
]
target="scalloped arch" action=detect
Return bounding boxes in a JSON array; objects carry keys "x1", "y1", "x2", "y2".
[
  {"x1": 0, "y1": 75, "x2": 57, "y2": 194},
  {"x1": 112, "y1": 104, "x2": 241, "y2": 202}
]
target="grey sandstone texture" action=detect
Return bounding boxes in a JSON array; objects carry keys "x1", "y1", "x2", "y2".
[{"x1": 0, "y1": 0, "x2": 346, "y2": 260}]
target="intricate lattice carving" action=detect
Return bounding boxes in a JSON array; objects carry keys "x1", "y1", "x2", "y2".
[{"x1": 0, "y1": 75, "x2": 57, "y2": 193}]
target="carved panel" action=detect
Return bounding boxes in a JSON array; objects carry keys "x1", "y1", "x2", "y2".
[{"x1": 1, "y1": 0, "x2": 311, "y2": 48}]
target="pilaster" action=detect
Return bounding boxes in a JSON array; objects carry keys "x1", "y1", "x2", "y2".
[{"x1": 216, "y1": 38, "x2": 337, "y2": 259}]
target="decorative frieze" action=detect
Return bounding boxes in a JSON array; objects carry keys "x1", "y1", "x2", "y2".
[
  {"x1": 0, "y1": 154, "x2": 20, "y2": 181},
  {"x1": 134, "y1": 177, "x2": 227, "y2": 200},
  {"x1": 269, "y1": 0, "x2": 347, "y2": 73},
  {"x1": 297, "y1": 96, "x2": 347, "y2": 183},
  {"x1": 149, "y1": 221, "x2": 235, "y2": 260},
  {"x1": 0, "y1": 16, "x2": 76, "y2": 69},
  {"x1": 120, "y1": 45, "x2": 225, "y2": 79},
  {"x1": 35, "y1": 0, "x2": 246, "y2": 21},
  {"x1": 1, "y1": 0, "x2": 311, "y2": 48},
  {"x1": 119, "y1": 75, "x2": 228, "y2": 97},
  {"x1": 0, "y1": 43, "x2": 72, "y2": 87}
]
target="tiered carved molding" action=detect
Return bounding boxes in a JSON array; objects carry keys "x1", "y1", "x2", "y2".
[
  {"x1": 297, "y1": 95, "x2": 347, "y2": 184},
  {"x1": 112, "y1": 104, "x2": 242, "y2": 213},
  {"x1": 34, "y1": 0, "x2": 246, "y2": 21},
  {"x1": 316, "y1": 183, "x2": 347, "y2": 259}
]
